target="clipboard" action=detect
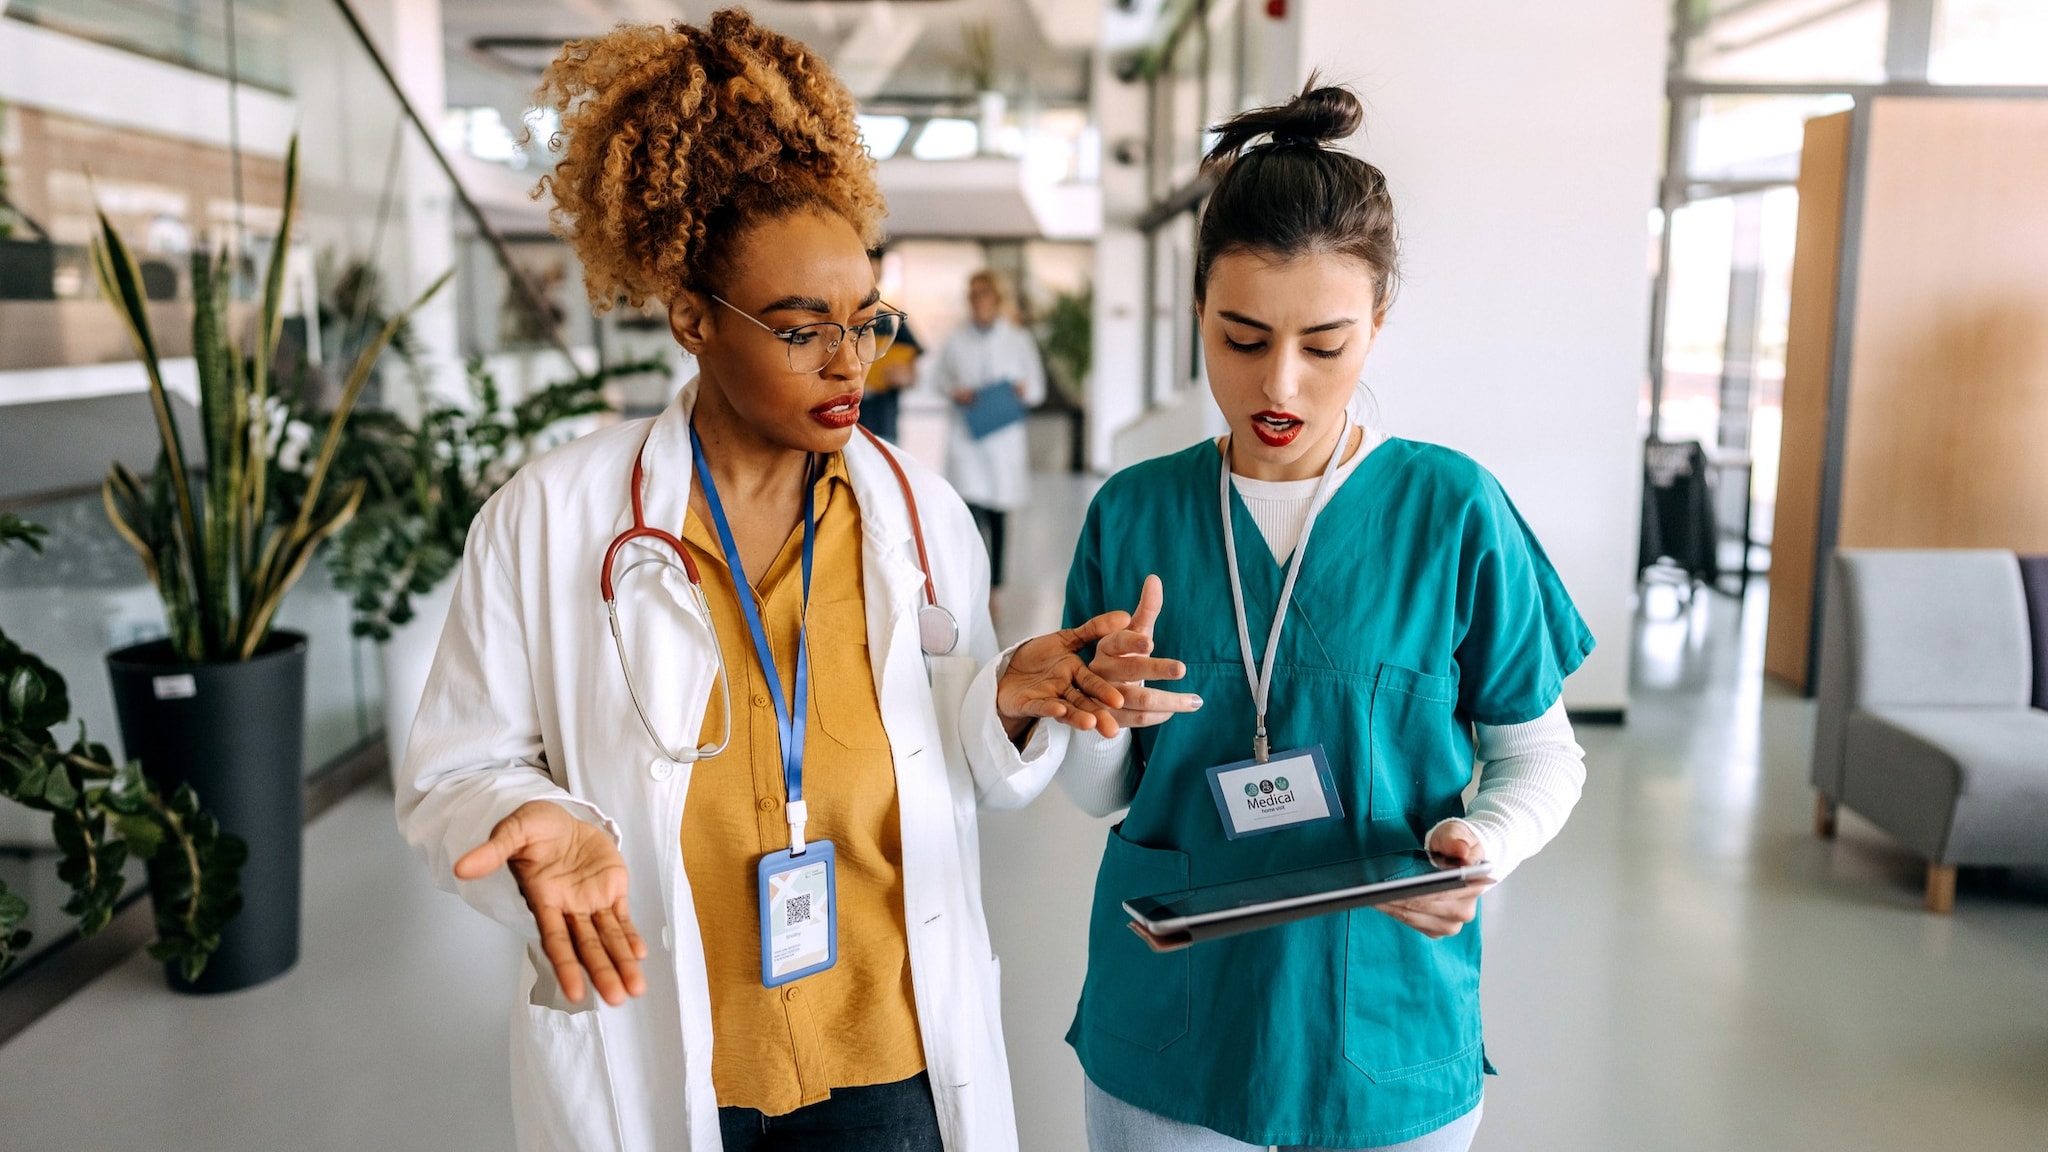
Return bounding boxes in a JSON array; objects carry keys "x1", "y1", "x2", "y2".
[
  {"x1": 962, "y1": 381, "x2": 1028, "y2": 439},
  {"x1": 1122, "y1": 853, "x2": 1494, "y2": 952}
]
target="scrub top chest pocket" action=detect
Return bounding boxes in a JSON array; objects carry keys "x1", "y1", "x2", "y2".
[{"x1": 1367, "y1": 664, "x2": 1462, "y2": 831}]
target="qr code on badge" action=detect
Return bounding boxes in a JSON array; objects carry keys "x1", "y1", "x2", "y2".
[{"x1": 785, "y1": 893, "x2": 812, "y2": 926}]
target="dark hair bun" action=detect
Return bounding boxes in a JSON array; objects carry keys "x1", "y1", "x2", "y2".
[{"x1": 1203, "y1": 75, "x2": 1363, "y2": 171}]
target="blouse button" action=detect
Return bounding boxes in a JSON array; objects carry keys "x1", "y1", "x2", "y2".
[
  {"x1": 784, "y1": 986, "x2": 802, "y2": 1002},
  {"x1": 752, "y1": 693, "x2": 771, "y2": 708},
  {"x1": 757, "y1": 796, "x2": 780, "y2": 813}
]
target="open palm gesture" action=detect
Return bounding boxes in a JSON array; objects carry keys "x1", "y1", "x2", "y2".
[{"x1": 455, "y1": 800, "x2": 648, "y2": 1006}]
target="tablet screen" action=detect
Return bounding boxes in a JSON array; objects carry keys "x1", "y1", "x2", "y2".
[{"x1": 1127, "y1": 851, "x2": 1443, "y2": 925}]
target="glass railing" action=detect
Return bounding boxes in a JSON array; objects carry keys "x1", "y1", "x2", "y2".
[{"x1": 0, "y1": 0, "x2": 654, "y2": 974}]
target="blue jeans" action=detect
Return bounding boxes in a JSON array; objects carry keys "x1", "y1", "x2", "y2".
[
  {"x1": 1084, "y1": 1078, "x2": 1483, "y2": 1152},
  {"x1": 720, "y1": 1071, "x2": 942, "y2": 1152}
]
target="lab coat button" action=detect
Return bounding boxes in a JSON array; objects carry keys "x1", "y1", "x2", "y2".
[{"x1": 649, "y1": 759, "x2": 675, "y2": 782}]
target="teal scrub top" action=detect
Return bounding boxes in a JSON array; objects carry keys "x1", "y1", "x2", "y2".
[{"x1": 1063, "y1": 437, "x2": 1594, "y2": 1148}]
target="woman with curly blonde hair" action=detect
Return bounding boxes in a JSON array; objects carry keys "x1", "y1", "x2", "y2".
[{"x1": 396, "y1": 10, "x2": 1189, "y2": 1152}]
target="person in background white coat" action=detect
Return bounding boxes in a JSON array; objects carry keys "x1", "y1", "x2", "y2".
[
  {"x1": 395, "y1": 12, "x2": 1195, "y2": 1152},
  {"x1": 930, "y1": 271, "x2": 1047, "y2": 588}
]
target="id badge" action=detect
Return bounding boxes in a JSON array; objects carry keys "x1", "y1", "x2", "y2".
[
  {"x1": 758, "y1": 841, "x2": 837, "y2": 987},
  {"x1": 1204, "y1": 744, "x2": 1346, "y2": 839}
]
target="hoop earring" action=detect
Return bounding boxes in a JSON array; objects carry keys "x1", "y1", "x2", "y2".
[{"x1": 1350, "y1": 380, "x2": 1382, "y2": 429}]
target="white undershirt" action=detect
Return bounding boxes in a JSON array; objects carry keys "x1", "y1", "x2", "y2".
[
  {"x1": 1076, "y1": 425, "x2": 1589, "y2": 878},
  {"x1": 1229, "y1": 425, "x2": 1385, "y2": 564}
]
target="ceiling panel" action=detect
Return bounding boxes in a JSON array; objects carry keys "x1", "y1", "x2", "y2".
[{"x1": 442, "y1": 0, "x2": 1094, "y2": 111}]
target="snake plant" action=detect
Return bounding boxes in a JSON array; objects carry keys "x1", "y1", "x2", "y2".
[{"x1": 93, "y1": 137, "x2": 452, "y2": 663}]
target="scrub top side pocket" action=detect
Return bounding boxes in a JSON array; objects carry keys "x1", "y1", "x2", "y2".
[
  {"x1": 1367, "y1": 664, "x2": 1461, "y2": 829},
  {"x1": 1081, "y1": 824, "x2": 1191, "y2": 1052},
  {"x1": 1341, "y1": 908, "x2": 1484, "y2": 1087}
]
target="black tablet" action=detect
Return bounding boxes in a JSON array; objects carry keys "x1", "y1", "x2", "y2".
[{"x1": 1122, "y1": 853, "x2": 1494, "y2": 951}]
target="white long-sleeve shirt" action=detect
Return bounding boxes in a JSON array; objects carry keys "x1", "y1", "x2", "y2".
[{"x1": 1059, "y1": 425, "x2": 1588, "y2": 879}]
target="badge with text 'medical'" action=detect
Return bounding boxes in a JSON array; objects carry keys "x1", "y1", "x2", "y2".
[
  {"x1": 758, "y1": 841, "x2": 837, "y2": 987},
  {"x1": 1204, "y1": 744, "x2": 1346, "y2": 839}
]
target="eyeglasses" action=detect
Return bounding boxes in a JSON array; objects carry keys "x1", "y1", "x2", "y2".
[{"x1": 713, "y1": 295, "x2": 905, "y2": 375}]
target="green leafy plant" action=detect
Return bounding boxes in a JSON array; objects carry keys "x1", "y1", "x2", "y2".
[
  {"x1": 0, "y1": 518, "x2": 246, "y2": 982},
  {"x1": 326, "y1": 355, "x2": 667, "y2": 642},
  {"x1": 93, "y1": 136, "x2": 452, "y2": 664},
  {"x1": 0, "y1": 99, "x2": 13, "y2": 244},
  {"x1": 321, "y1": 255, "x2": 423, "y2": 384},
  {"x1": 956, "y1": 20, "x2": 999, "y2": 93},
  {"x1": 1040, "y1": 286, "x2": 1093, "y2": 403}
]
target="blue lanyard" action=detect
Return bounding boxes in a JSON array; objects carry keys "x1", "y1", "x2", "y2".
[{"x1": 689, "y1": 426, "x2": 818, "y2": 827}]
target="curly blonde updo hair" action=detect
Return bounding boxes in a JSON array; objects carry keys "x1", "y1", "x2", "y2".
[{"x1": 533, "y1": 8, "x2": 885, "y2": 311}]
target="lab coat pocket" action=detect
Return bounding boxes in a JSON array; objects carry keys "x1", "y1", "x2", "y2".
[
  {"x1": 1082, "y1": 825, "x2": 1190, "y2": 1051},
  {"x1": 924, "y1": 653, "x2": 980, "y2": 775},
  {"x1": 511, "y1": 967, "x2": 623, "y2": 1151},
  {"x1": 1367, "y1": 664, "x2": 1459, "y2": 824},
  {"x1": 1341, "y1": 908, "x2": 1483, "y2": 1084}
]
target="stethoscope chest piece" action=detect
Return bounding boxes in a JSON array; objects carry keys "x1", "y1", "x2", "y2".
[{"x1": 918, "y1": 603, "x2": 960, "y2": 656}]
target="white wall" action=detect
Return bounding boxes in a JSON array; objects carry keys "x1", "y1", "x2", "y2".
[{"x1": 1297, "y1": 0, "x2": 1667, "y2": 711}]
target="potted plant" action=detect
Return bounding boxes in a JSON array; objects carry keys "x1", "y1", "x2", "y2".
[
  {"x1": 92, "y1": 137, "x2": 450, "y2": 993},
  {"x1": 0, "y1": 99, "x2": 59, "y2": 303},
  {"x1": 0, "y1": 514, "x2": 244, "y2": 983},
  {"x1": 1037, "y1": 286, "x2": 1093, "y2": 472},
  {"x1": 957, "y1": 21, "x2": 1006, "y2": 156},
  {"x1": 1041, "y1": 285, "x2": 1093, "y2": 404},
  {"x1": 322, "y1": 355, "x2": 666, "y2": 774}
]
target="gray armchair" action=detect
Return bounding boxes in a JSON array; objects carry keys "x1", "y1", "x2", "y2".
[{"x1": 1811, "y1": 549, "x2": 2048, "y2": 912}]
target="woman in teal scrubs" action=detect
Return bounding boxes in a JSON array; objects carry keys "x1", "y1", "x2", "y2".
[{"x1": 1039, "y1": 83, "x2": 1595, "y2": 1151}]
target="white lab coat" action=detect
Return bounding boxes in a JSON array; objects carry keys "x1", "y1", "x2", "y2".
[
  {"x1": 928, "y1": 318, "x2": 1046, "y2": 511},
  {"x1": 396, "y1": 382, "x2": 1064, "y2": 1152}
]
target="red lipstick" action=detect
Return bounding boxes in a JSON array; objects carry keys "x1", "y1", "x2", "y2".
[
  {"x1": 1249, "y1": 409, "x2": 1305, "y2": 447},
  {"x1": 811, "y1": 393, "x2": 862, "y2": 429}
]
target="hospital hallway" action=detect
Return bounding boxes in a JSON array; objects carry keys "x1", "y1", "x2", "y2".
[{"x1": 1, "y1": 471, "x2": 2044, "y2": 1152}]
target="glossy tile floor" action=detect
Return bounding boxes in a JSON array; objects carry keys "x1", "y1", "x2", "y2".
[{"x1": 2, "y1": 474, "x2": 2044, "y2": 1151}]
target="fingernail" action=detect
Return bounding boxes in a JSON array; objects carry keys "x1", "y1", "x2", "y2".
[{"x1": 1190, "y1": 696, "x2": 1203, "y2": 709}]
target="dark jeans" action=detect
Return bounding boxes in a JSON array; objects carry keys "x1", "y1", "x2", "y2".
[
  {"x1": 719, "y1": 1071, "x2": 943, "y2": 1152},
  {"x1": 858, "y1": 387, "x2": 902, "y2": 442},
  {"x1": 967, "y1": 503, "x2": 1007, "y2": 588}
]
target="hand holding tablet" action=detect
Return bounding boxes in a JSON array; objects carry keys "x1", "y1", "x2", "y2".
[{"x1": 1123, "y1": 851, "x2": 1496, "y2": 953}]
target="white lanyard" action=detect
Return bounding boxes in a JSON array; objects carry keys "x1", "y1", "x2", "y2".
[{"x1": 1220, "y1": 416, "x2": 1352, "y2": 763}]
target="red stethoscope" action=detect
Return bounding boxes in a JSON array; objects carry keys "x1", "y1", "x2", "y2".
[{"x1": 600, "y1": 424, "x2": 960, "y2": 762}]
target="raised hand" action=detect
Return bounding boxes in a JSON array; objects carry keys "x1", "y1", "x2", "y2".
[
  {"x1": 1083, "y1": 574, "x2": 1203, "y2": 737},
  {"x1": 995, "y1": 609, "x2": 1133, "y2": 739},
  {"x1": 455, "y1": 799, "x2": 648, "y2": 1007},
  {"x1": 1376, "y1": 822, "x2": 1495, "y2": 939},
  {"x1": 995, "y1": 574, "x2": 1203, "y2": 741}
]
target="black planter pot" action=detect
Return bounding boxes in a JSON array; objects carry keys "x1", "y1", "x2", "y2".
[{"x1": 106, "y1": 632, "x2": 308, "y2": 994}]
